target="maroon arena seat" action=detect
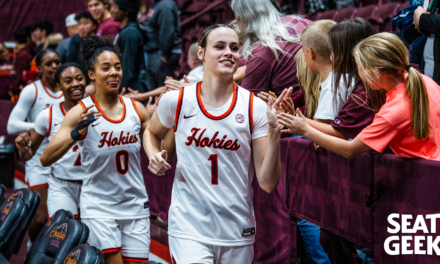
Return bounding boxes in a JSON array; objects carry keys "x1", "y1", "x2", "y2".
[
  {"x1": 356, "y1": 5, "x2": 378, "y2": 20},
  {"x1": 333, "y1": 7, "x2": 358, "y2": 22},
  {"x1": 314, "y1": 9, "x2": 338, "y2": 21},
  {"x1": 368, "y1": 2, "x2": 401, "y2": 32}
]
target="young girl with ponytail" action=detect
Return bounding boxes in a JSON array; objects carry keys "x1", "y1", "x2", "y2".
[{"x1": 279, "y1": 32, "x2": 440, "y2": 160}]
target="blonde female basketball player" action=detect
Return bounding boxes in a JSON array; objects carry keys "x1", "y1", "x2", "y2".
[
  {"x1": 41, "y1": 36, "x2": 155, "y2": 264},
  {"x1": 144, "y1": 24, "x2": 286, "y2": 264}
]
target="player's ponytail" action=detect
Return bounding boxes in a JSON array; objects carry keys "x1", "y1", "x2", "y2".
[
  {"x1": 353, "y1": 32, "x2": 430, "y2": 140},
  {"x1": 81, "y1": 35, "x2": 120, "y2": 71}
]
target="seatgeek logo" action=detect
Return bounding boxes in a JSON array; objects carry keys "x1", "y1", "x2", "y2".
[{"x1": 385, "y1": 214, "x2": 440, "y2": 255}]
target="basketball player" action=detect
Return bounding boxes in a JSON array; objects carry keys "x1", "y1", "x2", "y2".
[
  {"x1": 16, "y1": 63, "x2": 86, "y2": 219},
  {"x1": 144, "y1": 24, "x2": 285, "y2": 263},
  {"x1": 7, "y1": 49, "x2": 63, "y2": 241},
  {"x1": 41, "y1": 36, "x2": 155, "y2": 264}
]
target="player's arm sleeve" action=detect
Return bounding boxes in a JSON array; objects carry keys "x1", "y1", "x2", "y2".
[
  {"x1": 7, "y1": 84, "x2": 37, "y2": 134},
  {"x1": 357, "y1": 115, "x2": 398, "y2": 153},
  {"x1": 34, "y1": 109, "x2": 49, "y2": 137},
  {"x1": 156, "y1": 90, "x2": 179, "y2": 129},
  {"x1": 251, "y1": 97, "x2": 269, "y2": 140}
]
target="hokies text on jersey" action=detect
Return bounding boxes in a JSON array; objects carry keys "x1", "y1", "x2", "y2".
[
  {"x1": 98, "y1": 131, "x2": 138, "y2": 148},
  {"x1": 185, "y1": 128, "x2": 241, "y2": 151}
]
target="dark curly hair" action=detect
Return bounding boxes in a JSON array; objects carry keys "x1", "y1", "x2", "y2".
[
  {"x1": 55, "y1": 62, "x2": 83, "y2": 84},
  {"x1": 81, "y1": 35, "x2": 120, "y2": 71}
]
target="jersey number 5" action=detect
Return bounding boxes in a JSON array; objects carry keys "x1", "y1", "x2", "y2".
[
  {"x1": 208, "y1": 154, "x2": 218, "y2": 185},
  {"x1": 116, "y1": 150, "x2": 129, "y2": 175}
]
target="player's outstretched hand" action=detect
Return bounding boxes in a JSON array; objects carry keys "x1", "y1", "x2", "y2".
[
  {"x1": 149, "y1": 150, "x2": 171, "y2": 176},
  {"x1": 278, "y1": 109, "x2": 309, "y2": 136},
  {"x1": 146, "y1": 94, "x2": 163, "y2": 118},
  {"x1": 78, "y1": 105, "x2": 101, "y2": 135},
  {"x1": 15, "y1": 129, "x2": 32, "y2": 153},
  {"x1": 257, "y1": 91, "x2": 277, "y2": 104},
  {"x1": 266, "y1": 96, "x2": 283, "y2": 132}
]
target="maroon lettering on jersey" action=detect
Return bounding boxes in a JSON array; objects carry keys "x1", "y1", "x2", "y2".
[
  {"x1": 98, "y1": 131, "x2": 138, "y2": 148},
  {"x1": 185, "y1": 127, "x2": 241, "y2": 151}
]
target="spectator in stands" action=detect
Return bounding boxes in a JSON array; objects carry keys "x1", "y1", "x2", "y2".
[
  {"x1": 11, "y1": 28, "x2": 36, "y2": 97},
  {"x1": 161, "y1": 42, "x2": 204, "y2": 90},
  {"x1": 258, "y1": 48, "x2": 321, "y2": 119},
  {"x1": 32, "y1": 21, "x2": 53, "y2": 53},
  {"x1": 112, "y1": 0, "x2": 149, "y2": 93},
  {"x1": 66, "y1": 12, "x2": 98, "y2": 66},
  {"x1": 414, "y1": 6, "x2": 440, "y2": 85},
  {"x1": 230, "y1": 0, "x2": 309, "y2": 97},
  {"x1": 66, "y1": 11, "x2": 99, "y2": 86},
  {"x1": 0, "y1": 43, "x2": 14, "y2": 100},
  {"x1": 56, "y1": 14, "x2": 79, "y2": 63},
  {"x1": 86, "y1": 0, "x2": 121, "y2": 38},
  {"x1": 144, "y1": 0, "x2": 181, "y2": 90},
  {"x1": 122, "y1": 42, "x2": 203, "y2": 101},
  {"x1": 280, "y1": 33, "x2": 440, "y2": 161},
  {"x1": 43, "y1": 33, "x2": 63, "y2": 50}
]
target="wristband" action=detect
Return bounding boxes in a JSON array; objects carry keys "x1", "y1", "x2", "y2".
[{"x1": 71, "y1": 114, "x2": 96, "y2": 141}]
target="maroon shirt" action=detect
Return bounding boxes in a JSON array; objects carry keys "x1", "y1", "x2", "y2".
[
  {"x1": 331, "y1": 84, "x2": 376, "y2": 139},
  {"x1": 241, "y1": 17, "x2": 310, "y2": 97},
  {"x1": 11, "y1": 44, "x2": 36, "y2": 95},
  {"x1": 97, "y1": 17, "x2": 121, "y2": 38}
]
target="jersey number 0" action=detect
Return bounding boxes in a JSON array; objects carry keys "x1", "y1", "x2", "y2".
[{"x1": 116, "y1": 150, "x2": 129, "y2": 175}]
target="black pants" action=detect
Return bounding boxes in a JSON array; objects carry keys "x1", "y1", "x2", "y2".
[{"x1": 147, "y1": 50, "x2": 181, "y2": 89}]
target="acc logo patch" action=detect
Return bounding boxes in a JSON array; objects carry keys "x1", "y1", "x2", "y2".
[
  {"x1": 64, "y1": 248, "x2": 81, "y2": 264},
  {"x1": 236, "y1": 114, "x2": 245, "y2": 123},
  {"x1": 50, "y1": 223, "x2": 68, "y2": 240},
  {"x1": 130, "y1": 115, "x2": 136, "y2": 122}
]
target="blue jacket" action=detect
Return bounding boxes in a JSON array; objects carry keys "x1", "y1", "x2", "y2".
[{"x1": 392, "y1": 4, "x2": 426, "y2": 66}]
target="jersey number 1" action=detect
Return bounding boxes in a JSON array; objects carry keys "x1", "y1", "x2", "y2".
[
  {"x1": 208, "y1": 154, "x2": 218, "y2": 185},
  {"x1": 116, "y1": 150, "x2": 129, "y2": 175}
]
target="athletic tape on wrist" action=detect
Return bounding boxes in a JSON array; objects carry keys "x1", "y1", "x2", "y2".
[{"x1": 71, "y1": 114, "x2": 96, "y2": 141}]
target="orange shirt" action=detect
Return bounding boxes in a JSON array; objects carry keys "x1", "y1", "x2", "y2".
[{"x1": 358, "y1": 74, "x2": 440, "y2": 160}]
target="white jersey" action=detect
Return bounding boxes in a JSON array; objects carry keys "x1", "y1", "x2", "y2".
[
  {"x1": 78, "y1": 95, "x2": 149, "y2": 219},
  {"x1": 24, "y1": 80, "x2": 64, "y2": 182},
  {"x1": 157, "y1": 82, "x2": 269, "y2": 246},
  {"x1": 34, "y1": 102, "x2": 85, "y2": 181}
]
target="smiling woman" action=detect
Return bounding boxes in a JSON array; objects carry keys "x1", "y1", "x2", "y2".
[
  {"x1": 15, "y1": 63, "x2": 86, "y2": 219},
  {"x1": 40, "y1": 35, "x2": 155, "y2": 264},
  {"x1": 143, "y1": 24, "x2": 287, "y2": 263}
]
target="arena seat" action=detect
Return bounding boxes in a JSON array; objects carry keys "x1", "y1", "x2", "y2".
[
  {"x1": 356, "y1": 5, "x2": 378, "y2": 20},
  {"x1": 25, "y1": 219, "x2": 89, "y2": 264},
  {"x1": 62, "y1": 244, "x2": 104, "y2": 264},
  {"x1": 25, "y1": 209, "x2": 74, "y2": 263},
  {"x1": 1, "y1": 189, "x2": 40, "y2": 259},
  {"x1": 0, "y1": 185, "x2": 5, "y2": 205},
  {"x1": 314, "y1": 9, "x2": 338, "y2": 20},
  {"x1": 0, "y1": 199, "x2": 28, "y2": 254},
  {"x1": 333, "y1": 7, "x2": 358, "y2": 22},
  {"x1": 368, "y1": 2, "x2": 401, "y2": 32}
]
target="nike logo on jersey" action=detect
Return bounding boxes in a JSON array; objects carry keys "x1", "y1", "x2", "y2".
[
  {"x1": 185, "y1": 128, "x2": 241, "y2": 151},
  {"x1": 98, "y1": 131, "x2": 138, "y2": 148},
  {"x1": 54, "y1": 123, "x2": 61, "y2": 127},
  {"x1": 91, "y1": 122, "x2": 102, "y2": 127},
  {"x1": 184, "y1": 114, "x2": 197, "y2": 119}
]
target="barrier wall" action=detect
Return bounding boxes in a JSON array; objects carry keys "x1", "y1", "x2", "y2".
[{"x1": 2, "y1": 100, "x2": 439, "y2": 263}]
